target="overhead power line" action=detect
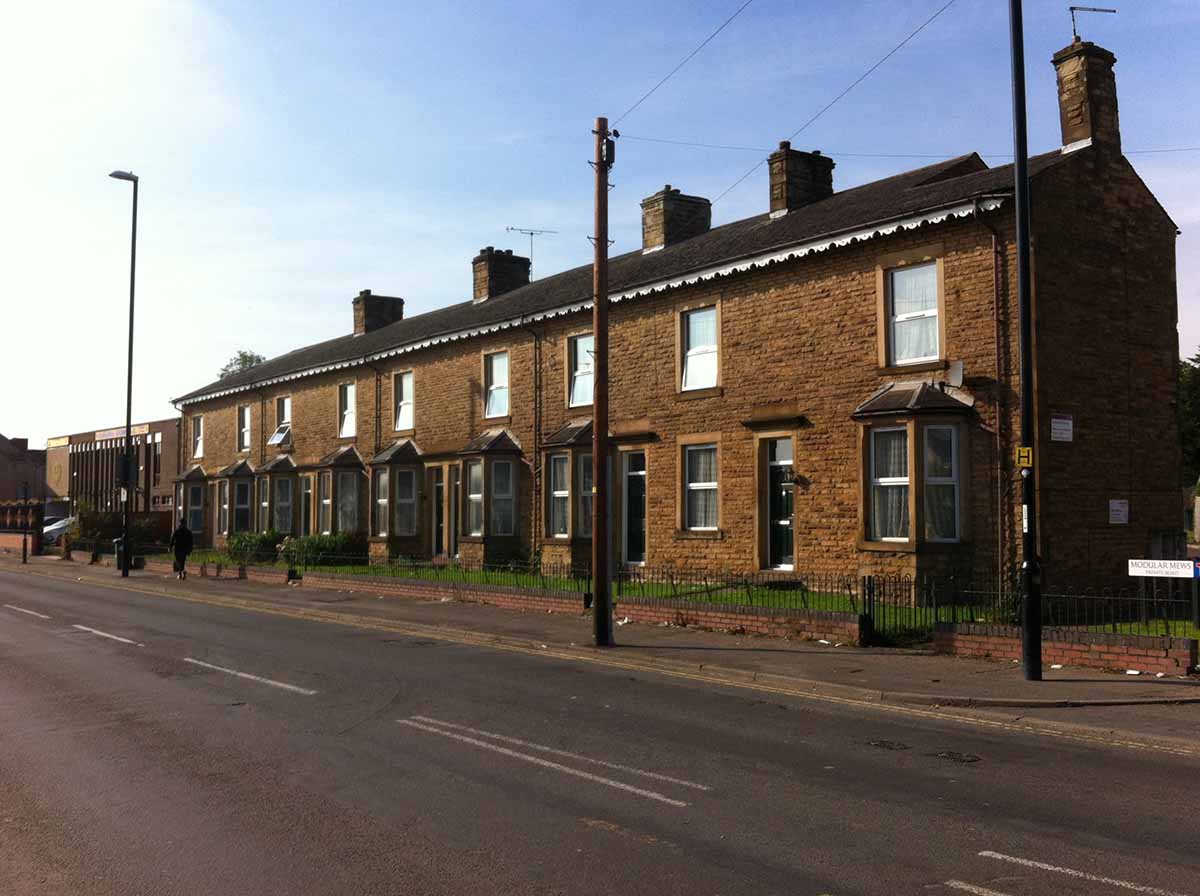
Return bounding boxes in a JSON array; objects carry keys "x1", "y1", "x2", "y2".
[
  {"x1": 712, "y1": 0, "x2": 959, "y2": 203},
  {"x1": 613, "y1": 0, "x2": 756, "y2": 127},
  {"x1": 621, "y1": 134, "x2": 1200, "y2": 157}
]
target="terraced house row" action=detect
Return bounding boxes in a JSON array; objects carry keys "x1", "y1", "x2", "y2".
[{"x1": 172, "y1": 39, "x2": 1182, "y2": 586}]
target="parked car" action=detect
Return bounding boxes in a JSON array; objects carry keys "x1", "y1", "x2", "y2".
[{"x1": 42, "y1": 516, "x2": 75, "y2": 546}]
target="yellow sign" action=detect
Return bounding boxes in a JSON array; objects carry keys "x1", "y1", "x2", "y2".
[
  {"x1": 95, "y1": 423, "x2": 150, "y2": 441},
  {"x1": 1015, "y1": 447, "x2": 1033, "y2": 468},
  {"x1": 46, "y1": 436, "x2": 69, "y2": 448}
]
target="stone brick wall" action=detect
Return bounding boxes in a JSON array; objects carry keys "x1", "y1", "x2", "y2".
[{"x1": 934, "y1": 622, "x2": 1197, "y2": 676}]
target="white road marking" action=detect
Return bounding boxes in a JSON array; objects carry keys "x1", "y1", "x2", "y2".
[
  {"x1": 4, "y1": 604, "x2": 51, "y2": 620},
  {"x1": 944, "y1": 881, "x2": 1013, "y2": 896},
  {"x1": 411, "y1": 715, "x2": 711, "y2": 791},
  {"x1": 182, "y1": 658, "x2": 318, "y2": 695},
  {"x1": 71, "y1": 624, "x2": 143, "y2": 647},
  {"x1": 979, "y1": 851, "x2": 1191, "y2": 896},
  {"x1": 398, "y1": 718, "x2": 689, "y2": 807}
]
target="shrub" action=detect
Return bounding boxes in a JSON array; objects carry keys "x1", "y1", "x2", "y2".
[
  {"x1": 226, "y1": 531, "x2": 282, "y2": 565},
  {"x1": 279, "y1": 533, "x2": 368, "y2": 568}
]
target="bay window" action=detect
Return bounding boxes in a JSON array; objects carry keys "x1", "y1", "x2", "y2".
[
  {"x1": 465, "y1": 460, "x2": 484, "y2": 536},
  {"x1": 336, "y1": 471, "x2": 359, "y2": 533},
  {"x1": 869, "y1": 427, "x2": 909, "y2": 541},
  {"x1": 372, "y1": 468, "x2": 389, "y2": 536},
  {"x1": 318, "y1": 472, "x2": 332, "y2": 535},
  {"x1": 274, "y1": 478, "x2": 293, "y2": 534},
  {"x1": 258, "y1": 478, "x2": 270, "y2": 532},
  {"x1": 187, "y1": 484, "x2": 204, "y2": 532},
  {"x1": 578, "y1": 454, "x2": 593, "y2": 539},
  {"x1": 491, "y1": 460, "x2": 514, "y2": 536},
  {"x1": 924, "y1": 425, "x2": 960, "y2": 542},
  {"x1": 394, "y1": 469, "x2": 417, "y2": 536},
  {"x1": 549, "y1": 454, "x2": 569, "y2": 537},
  {"x1": 218, "y1": 480, "x2": 229, "y2": 535}
]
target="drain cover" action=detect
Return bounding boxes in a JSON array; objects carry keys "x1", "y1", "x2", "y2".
[
  {"x1": 868, "y1": 739, "x2": 911, "y2": 751},
  {"x1": 932, "y1": 750, "x2": 981, "y2": 763}
]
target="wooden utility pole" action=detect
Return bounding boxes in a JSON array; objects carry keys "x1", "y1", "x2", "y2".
[{"x1": 592, "y1": 116, "x2": 614, "y2": 647}]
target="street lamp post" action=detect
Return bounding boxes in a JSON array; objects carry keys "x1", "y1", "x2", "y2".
[{"x1": 110, "y1": 170, "x2": 138, "y2": 578}]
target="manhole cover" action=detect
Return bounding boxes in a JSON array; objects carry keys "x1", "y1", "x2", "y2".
[
  {"x1": 868, "y1": 739, "x2": 911, "y2": 751},
  {"x1": 931, "y1": 750, "x2": 981, "y2": 763}
]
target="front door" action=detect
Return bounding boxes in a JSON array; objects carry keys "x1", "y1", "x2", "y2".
[
  {"x1": 766, "y1": 438, "x2": 794, "y2": 569},
  {"x1": 623, "y1": 451, "x2": 646, "y2": 564},
  {"x1": 432, "y1": 468, "x2": 445, "y2": 557}
]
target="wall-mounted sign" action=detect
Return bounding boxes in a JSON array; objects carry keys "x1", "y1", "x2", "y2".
[
  {"x1": 95, "y1": 423, "x2": 149, "y2": 442},
  {"x1": 46, "y1": 436, "x2": 69, "y2": 448},
  {"x1": 1015, "y1": 447, "x2": 1033, "y2": 468},
  {"x1": 1128, "y1": 559, "x2": 1196, "y2": 579},
  {"x1": 1050, "y1": 414, "x2": 1074, "y2": 442},
  {"x1": 1108, "y1": 499, "x2": 1129, "y2": 525}
]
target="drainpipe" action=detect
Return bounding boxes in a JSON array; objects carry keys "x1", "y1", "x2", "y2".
[
  {"x1": 974, "y1": 198, "x2": 1006, "y2": 590},
  {"x1": 519, "y1": 315, "x2": 541, "y2": 556}
]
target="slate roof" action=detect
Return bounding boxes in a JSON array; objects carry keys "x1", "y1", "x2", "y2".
[
  {"x1": 459, "y1": 429, "x2": 522, "y2": 455},
  {"x1": 318, "y1": 446, "x2": 366, "y2": 467},
  {"x1": 370, "y1": 439, "x2": 423, "y2": 465},
  {"x1": 217, "y1": 459, "x2": 256, "y2": 477},
  {"x1": 175, "y1": 149, "x2": 1074, "y2": 405},
  {"x1": 852, "y1": 382, "x2": 974, "y2": 418},
  {"x1": 543, "y1": 419, "x2": 593, "y2": 447},
  {"x1": 258, "y1": 455, "x2": 297, "y2": 472}
]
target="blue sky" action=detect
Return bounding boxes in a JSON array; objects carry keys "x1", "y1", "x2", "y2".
[{"x1": 4, "y1": 0, "x2": 1198, "y2": 445}]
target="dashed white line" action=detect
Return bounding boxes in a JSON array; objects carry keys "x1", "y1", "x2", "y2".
[
  {"x1": 411, "y1": 715, "x2": 711, "y2": 791},
  {"x1": 944, "y1": 881, "x2": 1013, "y2": 896},
  {"x1": 72, "y1": 624, "x2": 143, "y2": 646},
  {"x1": 979, "y1": 851, "x2": 1191, "y2": 896},
  {"x1": 182, "y1": 658, "x2": 318, "y2": 695},
  {"x1": 398, "y1": 717, "x2": 689, "y2": 807},
  {"x1": 4, "y1": 604, "x2": 51, "y2": 620}
]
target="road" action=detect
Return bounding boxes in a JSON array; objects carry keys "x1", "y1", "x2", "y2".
[{"x1": 1, "y1": 565, "x2": 1196, "y2": 896}]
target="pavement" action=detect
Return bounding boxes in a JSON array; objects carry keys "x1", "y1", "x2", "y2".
[{"x1": 2, "y1": 555, "x2": 1200, "y2": 895}]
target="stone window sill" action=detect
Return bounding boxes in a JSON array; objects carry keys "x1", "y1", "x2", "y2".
[
  {"x1": 876, "y1": 360, "x2": 947, "y2": 377},
  {"x1": 673, "y1": 528, "x2": 726, "y2": 541},
  {"x1": 676, "y1": 386, "x2": 723, "y2": 402}
]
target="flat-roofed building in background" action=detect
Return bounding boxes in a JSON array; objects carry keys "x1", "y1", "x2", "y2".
[{"x1": 46, "y1": 418, "x2": 181, "y2": 517}]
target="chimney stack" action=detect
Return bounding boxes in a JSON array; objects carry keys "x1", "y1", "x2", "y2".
[
  {"x1": 768, "y1": 142, "x2": 834, "y2": 217},
  {"x1": 1052, "y1": 38, "x2": 1120, "y2": 151},
  {"x1": 352, "y1": 289, "x2": 405, "y2": 335},
  {"x1": 640, "y1": 185, "x2": 711, "y2": 253},
  {"x1": 472, "y1": 247, "x2": 531, "y2": 302}
]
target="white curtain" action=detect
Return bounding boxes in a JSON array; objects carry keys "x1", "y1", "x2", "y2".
[
  {"x1": 687, "y1": 446, "x2": 718, "y2": 528},
  {"x1": 872, "y1": 484, "x2": 909, "y2": 539}
]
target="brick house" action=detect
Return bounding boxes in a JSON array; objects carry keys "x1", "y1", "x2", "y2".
[{"x1": 172, "y1": 38, "x2": 1181, "y2": 586}]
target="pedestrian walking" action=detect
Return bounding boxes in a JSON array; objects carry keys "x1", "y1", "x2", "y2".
[{"x1": 169, "y1": 518, "x2": 194, "y2": 580}]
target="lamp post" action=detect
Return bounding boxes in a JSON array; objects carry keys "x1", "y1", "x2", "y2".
[{"x1": 110, "y1": 170, "x2": 138, "y2": 578}]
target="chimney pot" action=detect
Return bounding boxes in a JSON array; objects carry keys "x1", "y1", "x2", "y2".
[
  {"x1": 768, "y1": 143, "x2": 835, "y2": 217},
  {"x1": 640, "y1": 185, "x2": 711, "y2": 253}
]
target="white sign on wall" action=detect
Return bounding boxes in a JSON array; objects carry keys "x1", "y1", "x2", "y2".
[
  {"x1": 1108, "y1": 499, "x2": 1129, "y2": 525},
  {"x1": 1050, "y1": 413, "x2": 1074, "y2": 442},
  {"x1": 1128, "y1": 559, "x2": 1196, "y2": 579}
]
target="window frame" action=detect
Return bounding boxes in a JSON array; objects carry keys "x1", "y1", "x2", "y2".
[
  {"x1": 268, "y1": 396, "x2": 292, "y2": 447},
  {"x1": 868, "y1": 425, "x2": 910, "y2": 543},
  {"x1": 393, "y1": 370, "x2": 415, "y2": 432},
  {"x1": 233, "y1": 479, "x2": 252, "y2": 533},
  {"x1": 218, "y1": 480, "x2": 229, "y2": 535},
  {"x1": 874, "y1": 249, "x2": 946, "y2": 371},
  {"x1": 465, "y1": 459, "x2": 484, "y2": 536},
  {"x1": 490, "y1": 459, "x2": 515, "y2": 536},
  {"x1": 923, "y1": 424, "x2": 960, "y2": 543},
  {"x1": 237, "y1": 405, "x2": 251, "y2": 452},
  {"x1": 338, "y1": 382, "x2": 357, "y2": 438},
  {"x1": 577, "y1": 453, "x2": 593, "y2": 539},
  {"x1": 393, "y1": 468, "x2": 418, "y2": 537},
  {"x1": 679, "y1": 305, "x2": 719, "y2": 393},
  {"x1": 548, "y1": 453, "x2": 570, "y2": 538},
  {"x1": 483, "y1": 351, "x2": 510, "y2": 419},
  {"x1": 187, "y1": 483, "x2": 204, "y2": 532},
  {"x1": 566, "y1": 333, "x2": 594, "y2": 408},
  {"x1": 273, "y1": 476, "x2": 293, "y2": 534},
  {"x1": 257, "y1": 477, "x2": 271, "y2": 533},
  {"x1": 192, "y1": 416, "x2": 204, "y2": 459},
  {"x1": 372, "y1": 467, "x2": 389, "y2": 537},
  {"x1": 683, "y1": 442, "x2": 719, "y2": 532},
  {"x1": 318, "y1": 472, "x2": 332, "y2": 535},
  {"x1": 335, "y1": 469, "x2": 359, "y2": 534}
]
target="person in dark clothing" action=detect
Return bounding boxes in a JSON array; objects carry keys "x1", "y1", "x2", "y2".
[{"x1": 169, "y1": 519, "x2": 194, "y2": 580}]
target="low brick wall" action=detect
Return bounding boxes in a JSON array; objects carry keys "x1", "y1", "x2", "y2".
[
  {"x1": 300, "y1": 571, "x2": 864, "y2": 644},
  {"x1": 143, "y1": 556, "x2": 290, "y2": 585},
  {"x1": 934, "y1": 622, "x2": 1198, "y2": 676},
  {"x1": 0, "y1": 532, "x2": 40, "y2": 554}
]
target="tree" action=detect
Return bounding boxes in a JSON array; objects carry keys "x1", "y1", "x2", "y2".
[
  {"x1": 1180, "y1": 350, "x2": 1200, "y2": 489},
  {"x1": 218, "y1": 350, "x2": 265, "y2": 380}
]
